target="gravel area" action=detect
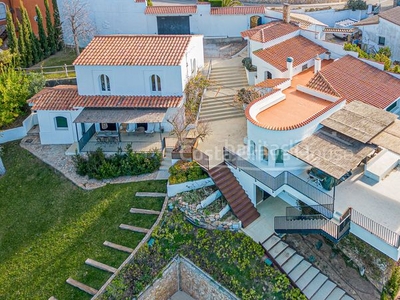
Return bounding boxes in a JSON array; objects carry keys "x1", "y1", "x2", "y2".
[{"x1": 20, "y1": 135, "x2": 159, "y2": 190}]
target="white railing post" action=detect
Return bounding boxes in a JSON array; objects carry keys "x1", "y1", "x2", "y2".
[{"x1": 64, "y1": 64, "x2": 68, "y2": 77}]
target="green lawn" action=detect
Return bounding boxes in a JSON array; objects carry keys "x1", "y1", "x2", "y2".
[
  {"x1": 0, "y1": 142, "x2": 166, "y2": 300},
  {"x1": 29, "y1": 49, "x2": 78, "y2": 79}
]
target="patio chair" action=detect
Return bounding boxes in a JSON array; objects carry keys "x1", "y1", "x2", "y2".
[
  {"x1": 126, "y1": 124, "x2": 136, "y2": 135},
  {"x1": 145, "y1": 123, "x2": 155, "y2": 134}
]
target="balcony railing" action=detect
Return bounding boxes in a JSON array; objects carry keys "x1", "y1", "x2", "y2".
[{"x1": 223, "y1": 147, "x2": 334, "y2": 213}]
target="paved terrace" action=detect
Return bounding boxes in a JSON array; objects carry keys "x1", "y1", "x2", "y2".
[
  {"x1": 295, "y1": 165, "x2": 400, "y2": 234},
  {"x1": 256, "y1": 60, "x2": 334, "y2": 129}
]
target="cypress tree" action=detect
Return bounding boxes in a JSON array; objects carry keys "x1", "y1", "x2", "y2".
[
  {"x1": 35, "y1": 5, "x2": 49, "y2": 58},
  {"x1": 5, "y1": 8, "x2": 18, "y2": 55},
  {"x1": 20, "y1": 4, "x2": 34, "y2": 66},
  {"x1": 44, "y1": 0, "x2": 56, "y2": 54},
  {"x1": 16, "y1": 19, "x2": 27, "y2": 67},
  {"x1": 52, "y1": 0, "x2": 63, "y2": 51}
]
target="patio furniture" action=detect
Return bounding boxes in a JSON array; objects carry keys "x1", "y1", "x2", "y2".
[{"x1": 96, "y1": 132, "x2": 119, "y2": 144}]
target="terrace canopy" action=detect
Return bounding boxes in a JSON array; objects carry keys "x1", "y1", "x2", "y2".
[
  {"x1": 289, "y1": 128, "x2": 376, "y2": 179},
  {"x1": 73, "y1": 108, "x2": 167, "y2": 124}
]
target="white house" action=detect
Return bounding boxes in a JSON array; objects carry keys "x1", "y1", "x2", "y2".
[
  {"x1": 28, "y1": 34, "x2": 204, "y2": 151},
  {"x1": 354, "y1": 6, "x2": 400, "y2": 62}
]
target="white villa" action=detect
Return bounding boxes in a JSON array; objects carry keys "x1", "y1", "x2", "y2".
[{"x1": 28, "y1": 34, "x2": 204, "y2": 151}]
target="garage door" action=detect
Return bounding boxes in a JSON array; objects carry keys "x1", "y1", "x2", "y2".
[{"x1": 157, "y1": 16, "x2": 190, "y2": 34}]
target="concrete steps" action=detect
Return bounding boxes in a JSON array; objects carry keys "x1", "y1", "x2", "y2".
[{"x1": 261, "y1": 234, "x2": 353, "y2": 300}]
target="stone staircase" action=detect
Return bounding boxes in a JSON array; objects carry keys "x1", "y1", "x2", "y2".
[
  {"x1": 156, "y1": 147, "x2": 172, "y2": 180},
  {"x1": 208, "y1": 163, "x2": 259, "y2": 227},
  {"x1": 199, "y1": 66, "x2": 247, "y2": 122},
  {"x1": 262, "y1": 234, "x2": 353, "y2": 300}
]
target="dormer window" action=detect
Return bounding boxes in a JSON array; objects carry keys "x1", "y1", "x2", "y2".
[
  {"x1": 151, "y1": 74, "x2": 161, "y2": 93},
  {"x1": 99, "y1": 74, "x2": 110, "y2": 93}
]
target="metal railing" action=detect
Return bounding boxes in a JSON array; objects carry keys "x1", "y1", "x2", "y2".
[
  {"x1": 351, "y1": 209, "x2": 400, "y2": 248},
  {"x1": 192, "y1": 148, "x2": 210, "y2": 171},
  {"x1": 223, "y1": 148, "x2": 334, "y2": 212}
]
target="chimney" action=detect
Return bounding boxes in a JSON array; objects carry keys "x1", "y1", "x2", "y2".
[
  {"x1": 286, "y1": 57, "x2": 294, "y2": 79},
  {"x1": 314, "y1": 54, "x2": 322, "y2": 74},
  {"x1": 283, "y1": 3, "x2": 291, "y2": 24}
]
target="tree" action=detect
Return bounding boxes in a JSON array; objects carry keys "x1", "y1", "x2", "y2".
[
  {"x1": 0, "y1": 40, "x2": 13, "y2": 66},
  {"x1": 5, "y1": 8, "x2": 18, "y2": 56},
  {"x1": 61, "y1": 0, "x2": 95, "y2": 55},
  {"x1": 221, "y1": 0, "x2": 243, "y2": 7},
  {"x1": 52, "y1": 0, "x2": 63, "y2": 51},
  {"x1": 16, "y1": 19, "x2": 27, "y2": 67},
  {"x1": 36, "y1": 5, "x2": 49, "y2": 57},
  {"x1": 44, "y1": 0, "x2": 56, "y2": 54},
  {"x1": 20, "y1": 3, "x2": 34, "y2": 66},
  {"x1": 0, "y1": 64, "x2": 45, "y2": 127},
  {"x1": 346, "y1": 0, "x2": 367, "y2": 10}
]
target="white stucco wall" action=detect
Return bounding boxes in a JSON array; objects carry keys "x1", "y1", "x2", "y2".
[
  {"x1": 292, "y1": 9, "x2": 368, "y2": 27},
  {"x1": 37, "y1": 109, "x2": 82, "y2": 144}
]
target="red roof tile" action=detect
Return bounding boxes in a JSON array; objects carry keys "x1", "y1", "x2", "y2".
[
  {"x1": 210, "y1": 6, "x2": 265, "y2": 15},
  {"x1": 307, "y1": 55, "x2": 400, "y2": 109},
  {"x1": 29, "y1": 86, "x2": 183, "y2": 111},
  {"x1": 255, "y1": 78, "x2": 290, "y2": 88},
  {"x1": 145, "y1": 5, "x2": 197, "y2": 14},
  {"x1": 306, "y1": 73, "x2": 341, "y2": 97},
  {"x1": 379, "y1": 6, "x2": 400, "y2": 26},
  {"x1": 254, "y1": 36, "x2": 327, "y2": 72},
  {"x1": 73, "y1": 35, "x2": 193, "y2": 66},
  {"x1": 241, "y1": 21, "x2": 299, "y2": 43}
]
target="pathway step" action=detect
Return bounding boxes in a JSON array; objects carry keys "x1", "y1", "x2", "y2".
[
  {"x1": 48, "y1": 297, "x2": 57, "y2": 300},
  {"x1": 275, "y1": 247, "x2": 296, "y2": 265},
  {"x1": 288, "y1": 260, "x2": 311, "y2": 282},
  {"x1": 303, "y1": 273, "x2": 328, "y2": 299},
  {"x1": 269, "y1": 241, "x2": 289, "y2": 259},
  {"x1": 66, "y1": 278, "x2": 98, "y2": 296},
  {"x1": 135, "y1": 192, "x2": 166, "y2": 197},
  {"x1": 103, "y1": 241, "x2": 133, "y2": 253},
  {"x1": 119, "y1": 224, "x2": 149, "y2": 234},
  {"x1": 85, "y1": 258, "x2": 117, "y2": 273},
  {"x1": 311, "y1": 280, "x2": 336, "y2": 300},
  {"x1": 262, "y1": 235, "x2": 280, "y2": 251},
  {"x1": 296, "y1": 267, "x2": 319, "y2": 290},
  {"x1": 282, "y1": 254, "x2": 304, "y2": 274},
  {"x1": 326, "y1": 288, "x2": 346, "y2": 300},
  {"x1": 130, "y1": 208, "x2": 160, "y2": 215}
]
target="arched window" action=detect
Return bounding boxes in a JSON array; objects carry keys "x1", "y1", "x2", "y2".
[
  {"x1": 275, "y1": 149, "x2": 284, "y2": 164},
  {"x1": 0, "y1": 3, "x2": 6, "y2": 20},
  {"x1": 99, "y1": 74, "x2": 110, "y2": 92},
  {"x1": 151, "y1": 74, "x2": 161, "y2": 92},
  {"x1": 262, "y1": 146, "x2": 269, "y2": 162},
  {"x1": 250, "y1": 15, "x2": 261, "y2": 29},
  {"x1": 249, "y1": 140, "x2": 256, "y2": 157},
  {"x1": 55, "y1": 116, "x2": 68, "y2": 129}
]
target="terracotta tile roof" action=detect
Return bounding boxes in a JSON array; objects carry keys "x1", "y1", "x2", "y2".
[
  {"x1": 28, "y1": 86, "x2": 183, "y2": 111},
  {"x1": 145, "y1": 5, "x2": 197, "y2": 14},
  {"x1": 253, "y1": 36, "x2": 327, "y2": 72},
  {"x1": 353, "y1": 15, "x2": 379, "y2": 26},
  {"x1": 241, "y1": 21, "x2": 299, "y2": 43},
  {"x1": 379, "y1": 6, "x2": 400, "y2": 26},
  {"x1": 306, "y1": 73, "x2": 341, "y2": 97},
  {"x1": 210, "y1": 6, "x2": 265, "y2": 15},
  {"x1": 307, "y1": 55, "x2": 400, "y2": 109},
  {"x1": 73, "y1": 35, "x2": 193, "y2": 66},
  {"x1": 255, "y1": 78, "x2": 290, "y2": 88},
  {"x1": 323, "y1": 27, "x2": 357, "y2": 33}
]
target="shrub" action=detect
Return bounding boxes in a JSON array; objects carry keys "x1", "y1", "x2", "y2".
[
  {"x1": 346, "y1": 0, "x2": 367, "y2": 10},
  {"x1": 184, "y1": 72, "x2": 211, "y2": 118},
  {"x1": 73, "y1": 145, "x2": 162, "y2": 179},
  {"x1": 169, "y1": 160, "x2": 208, "y2": 184},
  {"x1": 382, "y1": 267, "x2": 400, "y2": 300},
  {"x1": 242, "y1": 57, "x2": 257, "y2": 72},
  {"x1": 234, "y1": 87, "x2": 261, "y2": 106}
]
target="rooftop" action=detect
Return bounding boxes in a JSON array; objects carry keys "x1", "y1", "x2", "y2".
[
  {"x1": 306, "y1": 55, "x2": 400, "y2": 109},
  {"x1": 144, "y1": 5, "x2": 197, "y2": 14},
  {"x1": 379, "y1": 6, "x2": 400, "y2": 26},
  {"x1": 28, "y1": 86, "x2": 182, "y2": 111},
  {"x1": 241, "y1": 21, "x2": 299, "y2": 43},
  {"x1": 73, "y1": 35, "x2": 194, "y2": 66},
  {"x1": 353, "y1": 15, "x2": 379, "y2": 26},
  {"x1": 254, "y1": 36, "x2": 327, "y2": 72},
  {"x1": 247, "y1": 60, "x2": 338, "y2": 131},
  {"x1": 210, "y1": 6, "x2": 265, "y2": 15}
]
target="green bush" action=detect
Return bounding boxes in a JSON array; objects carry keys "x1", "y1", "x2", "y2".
[
  {"x1": 346, "y1": 0, "x2": 367, "y2": 10},
  {"x1": 382, "y1": 267, "x2": 400, "y2": 300},
  {"x1": 242, "y1": 57, "x2": 257, "y2": 72},
  {"x1": 169, "y1": 160, "x2": 208, "y2": 184},
  {"x1": 208, "y1": 0, "x2": 222, "y2": 6},
  {"x1": 73, "y1": 145, "x2": 162, "y2": 180}
]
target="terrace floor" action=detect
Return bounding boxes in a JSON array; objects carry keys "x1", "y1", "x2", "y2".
[{"x1": 256, "y1": 60, "x2": 334, "y2": 129}]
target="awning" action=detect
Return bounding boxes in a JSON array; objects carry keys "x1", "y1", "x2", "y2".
[
  {"x1": 289, "y1": 128, "x2": 376, "y2": 179},
  {"x1": 73, "y1": 108, "x2": 167, "y2": 124}
]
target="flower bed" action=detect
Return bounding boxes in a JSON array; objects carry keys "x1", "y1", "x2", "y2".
[
  {"x1": 101, "y1": 210, "x2": 306, "y2": 300},
  {"x1": 168, "y1": 160, "x2": 208, "y2": 184}
]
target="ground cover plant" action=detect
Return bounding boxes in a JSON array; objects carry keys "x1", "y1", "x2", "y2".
[
  {"x1": 0, "y1": 142, "x2": 166, "y2": 299},
  {"x1": 168, "y1": 160, "x2": 208, "y2": 184},
  {"x1": 73, "y1": 145, "x2": 162, "y2": 179},
  {"x1": 102, "y1": 210, "x2": 306, "y2": 300}
]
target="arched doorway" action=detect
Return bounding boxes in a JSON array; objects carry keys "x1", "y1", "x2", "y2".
[{"x1": 250, "y1": 15, "x2": 262, "y2": 28}]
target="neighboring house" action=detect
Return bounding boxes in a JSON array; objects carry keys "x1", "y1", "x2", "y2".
[
  {"x1": 230, "y1": 19, "x2": 400, "y2": 259},
  {"x1": 28, "y1": 34, "x2": 204, "y2": 150},
  {"x1": 354, "y1": 6, "x2": 400, "y2": 62},
  {"x1": 0, "y1": 0, "x2": 54, "y2": 35}
]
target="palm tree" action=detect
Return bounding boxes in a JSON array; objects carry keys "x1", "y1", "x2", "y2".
[{"x1": 221, "y1": 0, "x2": 243, "y2": 6}]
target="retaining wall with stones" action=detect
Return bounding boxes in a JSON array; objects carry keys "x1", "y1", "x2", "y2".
[{"x1": 138, "y1": 256, "x2": 239, "y2": 300}]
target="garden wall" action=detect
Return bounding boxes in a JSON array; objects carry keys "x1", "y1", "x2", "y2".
[
  {"x1": 167, "y1": 177, "x2": 214, "y2": 197},
  {"x1": 138, "y1": 256, "x2": 239, "y2": 300},
  {"x1": 0, "y1": 114, "x2": 38, "y2": 144}
]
